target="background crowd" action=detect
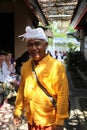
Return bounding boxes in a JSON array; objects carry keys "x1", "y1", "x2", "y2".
[
  {"x1": 0, "y1": 49, "x2": 29, "y2": 106},
  {"x1": 47, "y1": 50, "x2": 68, "y2": 60}
]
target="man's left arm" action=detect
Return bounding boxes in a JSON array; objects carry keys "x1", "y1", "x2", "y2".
[{"x1": 54, "y1": 64, "x2": 69, "y2": 128}]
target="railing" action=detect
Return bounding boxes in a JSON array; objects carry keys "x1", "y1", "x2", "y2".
[
  {"x1": 76, "y1": 67, "x2": 87, "y2": 81},
  {"x1": 76, "y1": 67, "x2": 87, "y2": 88}
]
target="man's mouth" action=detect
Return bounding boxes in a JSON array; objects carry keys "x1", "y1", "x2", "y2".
[{"x1": 32, "y1": 52, "x2": 40, "y2": 57}]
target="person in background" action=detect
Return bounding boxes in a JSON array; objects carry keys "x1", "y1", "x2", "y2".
[
  {"x1": 58, "y1": 51, "x2": 62, "y2": 60},
  {"x1": 0, "y1": 50, "x2": 7, "y2": 63},
  {"x1": 13, "y1": 26, "x2": 69, "y2": 130},
  {"x1": 2, "y1": 52, "x2": 16, "y2": 77},
  {"x1": 0, "y1": 51, "x2": 6, "y2": 106},
  {"x1": 47, "y1": 50, "x2": 52, "y2": 57},
  {"x1": 55, "y1": 50, "x2": 58, "y2": 59},
  {"x1": 0, "y1": 50, "x2": 17, "y2": 106},
  {"x1": 0, "y1": 51, "x2": 5, "y2": 82},
  {"x1": 15, "y1": 50, "x2": 29, "y2": 74}
]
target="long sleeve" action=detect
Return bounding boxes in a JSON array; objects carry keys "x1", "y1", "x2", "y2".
[
  {"x1": 2, "y1": 63, "x2": 10, "y2": 77},
  {"x1": 54, "y1": 64, "x2": 69, "y2": 125},
  {"x1": 0, "y1": 69, "x2": 4, "y2": 82},
  {"x1": 14, "y1": 68, "x2": 25, "y2": 117}
]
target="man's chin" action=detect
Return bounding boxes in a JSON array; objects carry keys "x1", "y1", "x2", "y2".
[{"x1": 33, "y1": 56, "x2": 41, "y2": 61}]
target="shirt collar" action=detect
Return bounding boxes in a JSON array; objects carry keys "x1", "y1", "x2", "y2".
[{"x1": 31, "y1": 54, "x2": 51, "y2": 66}]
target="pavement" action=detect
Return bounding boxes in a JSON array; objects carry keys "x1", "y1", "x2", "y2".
[
  {"x1": 0, "y1": 69, "x2": 87, "y2": 130},
  {"x1": 0, "y1": 102, "x2": 28, "y2": 130}
]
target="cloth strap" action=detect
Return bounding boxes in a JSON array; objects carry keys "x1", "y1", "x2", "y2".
[{"x1": 31, "y1": 62, "x2": 56, "y2": 107}]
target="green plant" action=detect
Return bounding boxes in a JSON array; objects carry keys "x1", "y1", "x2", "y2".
[
  {"x1": 65, "y1": 51, "x2": 83, "y2": 71},
  {"x1": 67, "y1": 42, "x2": 78, "y2": 52}
]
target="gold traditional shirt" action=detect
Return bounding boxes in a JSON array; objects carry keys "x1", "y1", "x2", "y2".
[{"x1": 14, "y1": 55, "x2": 69, "y2": 126}]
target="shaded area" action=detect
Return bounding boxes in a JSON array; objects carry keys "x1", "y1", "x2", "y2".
[
  {"x1": 66, "y1": 69, "x2": 87, "y2": 130},
  {"x1": 65, "y1": 115, "x2": 82, "y2": 130},
  {"x1": 79, "y1": 98, "x2": 87, "y2": 125},
  {"x1": 70, "y1": 71, "x2": 87, "y2": 89}
]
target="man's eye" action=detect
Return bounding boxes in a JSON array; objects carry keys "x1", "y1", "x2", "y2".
[
  {"x1": 35, "y1": 42, "x2": 41, "y2": 46},
  {"x1": 27, "y1": 42, "x2": 33, "y2": 47}
]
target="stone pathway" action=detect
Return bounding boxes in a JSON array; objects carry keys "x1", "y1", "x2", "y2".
[{"x1": 0, "y1": 102, "x2": 28, "y2": 130}]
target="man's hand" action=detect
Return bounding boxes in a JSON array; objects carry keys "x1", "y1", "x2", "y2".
[
  {"x1": 53, "y1": 125, "x2": 63, "y2": 130},
  {"x1": 13, "y1": 115, "x2": 21, "y2": 127}
]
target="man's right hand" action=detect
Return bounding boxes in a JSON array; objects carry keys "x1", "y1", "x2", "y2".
[{"x1": 13, "y1": 115, "x2": 21, "y2": 127}]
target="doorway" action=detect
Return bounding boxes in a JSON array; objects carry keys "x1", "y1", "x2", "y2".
[{"x1": 0, "y1": 13, "x2": 14, "y2": 55}]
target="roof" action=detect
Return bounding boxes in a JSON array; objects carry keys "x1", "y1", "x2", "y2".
[
  {"x1": 37, "y1": 0, "x2": 78, "y2": 21},
  {"x1": 71, "y1": 0, "x2": 87, "y2": 29},
  {"x1": 24, "y1": 0, "x2": 48, "y2": 25}
]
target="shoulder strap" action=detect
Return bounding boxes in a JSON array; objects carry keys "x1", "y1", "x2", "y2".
[{"x1": 31, "y1": 62, "x2": 56, "y2": 107}]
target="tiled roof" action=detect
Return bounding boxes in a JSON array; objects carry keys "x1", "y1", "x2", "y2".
[{"x1": 38, "y1": 0, "x2": 78, "y2": 21}]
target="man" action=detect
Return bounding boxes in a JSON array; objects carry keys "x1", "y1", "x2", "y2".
[{"x1": 14, "y1": 26, "x2": 69, "y2": 130}]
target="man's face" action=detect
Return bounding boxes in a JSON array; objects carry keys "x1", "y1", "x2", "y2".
[
  {"x1": 6, "y1": 53, "x2": 12, "y2": 61},
  {"x1": 27, "y1": 39, "x2": 48, "y2": 61},
  {"x1": 2, "y1": 55, "x2": 6, "y2": 61}
]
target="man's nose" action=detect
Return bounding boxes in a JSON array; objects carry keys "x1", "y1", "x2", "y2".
[{"x1": 32, "y1": 45, "x2": 37, "y2": 50}]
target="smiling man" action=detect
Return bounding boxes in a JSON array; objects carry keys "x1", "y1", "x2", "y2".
[{"x1": 14, "y1": 26, "x2": 69, "y2": 130}]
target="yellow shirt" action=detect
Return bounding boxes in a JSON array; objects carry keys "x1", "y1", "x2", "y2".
[{"x1": 14, "y1": 55, "x2": 69, "y2": 126}]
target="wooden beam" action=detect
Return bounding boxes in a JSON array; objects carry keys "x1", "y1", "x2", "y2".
[
  {"x1": 71, "y1": 0, "x2": 87, "y2": 28},
  {"x1": 40, "y1": 2, "x2": 77, "y2": 7},
  {"x1": 48, "y1": 14, "x2": 72, "y2": 18},
  {"x1": 24, "y1": 0, "x2": 48, "y2": 25}
]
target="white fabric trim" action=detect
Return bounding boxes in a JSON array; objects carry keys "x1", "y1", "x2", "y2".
[{"x1": 18, "y1": 26, "x2": 48, "y2": 42}]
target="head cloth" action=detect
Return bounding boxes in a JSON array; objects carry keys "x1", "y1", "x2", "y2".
[{"x1": 18, "y1": 26, "x2": 48, "y2": 42}]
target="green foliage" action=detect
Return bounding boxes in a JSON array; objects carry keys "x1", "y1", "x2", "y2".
[
  {"x1": 65, "y1": 42, "x2": 80, "y2": 71},
  {"x1": 38, "y1": 22, "x2": 76, "y2": 38},
  {"x1": 49, "y1": 38, "x2": 53, "y2": 45},
  {"x1": 38, "y1": 22, "x2": 43, "y2": 26},
  {"x1": 67, "y1": 42, "x2": 78, "y2": 52},
  {"x1": 53, "y1": 32, "x2": 66, "y2": 38},
  {"x1": 65, "y1": 51, "x2": 85, "y2": 71},
  {"x1": 67, "y1": 25, "x2": 76, "y2": 33}
]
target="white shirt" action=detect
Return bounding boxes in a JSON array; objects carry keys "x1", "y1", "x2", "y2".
[
  {"x1": 0, "y1": 68, "x2": 5, "y2": 82},
  {"x1": 2, "y1": 61, "x2": 15, "y2": 78}
]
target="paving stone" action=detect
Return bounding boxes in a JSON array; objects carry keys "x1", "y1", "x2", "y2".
[
  {"x1": 4, "y1": 114, "x2": 12, "y2": 119},
  {"x1": 0, "y1": 102, "x2": 28, "y2": 130},
  {"x1": 0, "y1": 113, "x2": 3, "y2": 118}
]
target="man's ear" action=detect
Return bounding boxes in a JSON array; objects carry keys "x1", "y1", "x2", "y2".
[{"x1": 45, "y1": 42, "x2": 48, "y2": 48}]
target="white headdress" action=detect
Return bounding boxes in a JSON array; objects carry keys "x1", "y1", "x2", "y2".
[{"x1": 18, "y1": 26, "x2": 48, "y2": 42}]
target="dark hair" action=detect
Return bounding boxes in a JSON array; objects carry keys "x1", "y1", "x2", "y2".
[{"x1": 0, "y1": 50, "x2": 6, "y2": 56}]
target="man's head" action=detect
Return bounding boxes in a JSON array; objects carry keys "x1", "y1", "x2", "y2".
[
  {"x1": 19, "y1": 26, "x2": 48, "y2": 62},
  {"x1": 6, "y1": 52, "x2": 12, "y2": 62},
  {"x1": 0, "y1": 50, "x2": 6, "y2": 62},
  {"x1": 19, "y1": 26, "x2": 48, "y2": 42},
  {"x1": 27, "y1": 38, "x2": 48, "y2": 61}
]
